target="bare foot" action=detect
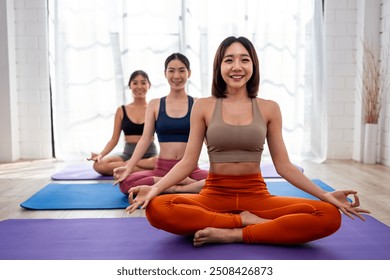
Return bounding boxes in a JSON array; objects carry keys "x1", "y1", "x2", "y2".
[
  {"x1": 240, "y1": 211, "x2": 269, "y2": 226},
  {"x1": 193, "y1": 227, "x2": 243, "y2": 247},
  {"x1": 193, "y1": 212, "x2": 270, "y2": 247}
]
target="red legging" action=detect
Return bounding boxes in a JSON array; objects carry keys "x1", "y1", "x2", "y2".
[
  {"x1": 119, "y1": 158, "x2": 208, "y2": 194},
  {"x1": 146, "y1": 172, "x2": 342, "y2": 244}
]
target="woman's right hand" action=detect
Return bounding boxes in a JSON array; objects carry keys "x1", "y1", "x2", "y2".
[
  {"x1": 126, "y1": 185, "x2": 160, "y2": 213},
  {"x1": 87, "y1": 152, "x2": 101, "y2": 162},
  {"x1": 113, "y1": 166, "x2": 131, "y2": 185}
]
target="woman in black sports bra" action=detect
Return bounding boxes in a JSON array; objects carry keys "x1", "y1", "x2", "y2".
[{"x1": 88, "y1": 70, "x2": 158, "y2": 176}]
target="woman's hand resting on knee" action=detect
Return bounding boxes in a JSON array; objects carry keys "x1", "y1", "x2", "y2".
[
  {"x1": 113, "y1": 166, "x2": 131, "y2": 185},
  {"x1": 322, "y1": 190, "x2": 370, "y2": 221},
  {"x1": 87, "y1": 152, "x2": 101, "y2": 162},
  {"x1": 126, "y1": 185, "x2": 160, "y2": 213}
]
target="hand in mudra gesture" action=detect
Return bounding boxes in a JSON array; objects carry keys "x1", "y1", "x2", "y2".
[
  {"x1": 322, "y1": 190, "x2": 370, "y2": 221},
  {"x1": 113, "y1": 166, "x2": 131, "y2": 185},
  {"x1": 126, "y1": 185, "x2": 160, "y2": 213},
  {"x1": 87, "y1": 152, "x2": 101, "y2": 162}
]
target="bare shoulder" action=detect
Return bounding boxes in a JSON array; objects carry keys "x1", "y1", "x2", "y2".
[
  {"x1": 149, "y1": 98, "x2": 161, "y2": 105},
  {"x1": 148, "y1": 98, "x2": 161, "y2": 109},
  {"x1": 194, "y1": 96, "x2": 216, "y2": 105},
  {"x1": 256, "y1": 98, "x2": 281, "y2": 122},
  {"x1": 257, "y1": 97, "x2": 278, "y2": 106},
  {"x1": 257, "y1": 98, "x2": 280, "y2": 111},
  {"x1": 193, "y1": 96, "x2": 216, "y2": 110},
  {"x1": 145, "y1": 98, "x2": 161, "y2": 120},
  {"x1": 115, "y1": 106, "x2": 123, "y2": 116}
]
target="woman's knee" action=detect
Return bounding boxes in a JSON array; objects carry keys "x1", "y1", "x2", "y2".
[
  {"x1": 119, "y1": 176, "x2": 155, "y2": 195},
  {"x1": 93, "y1": 161, "x2": 108, "y2": 175},
  {"x1": 119, "y1": 180, "x2": 130, "y2": 194},
  {"x1": 145, "y1": 197, "x2": 168, "y2": 229},
  {"x1": 320, "y1": 202, "x2": 342, "y2": 234}
]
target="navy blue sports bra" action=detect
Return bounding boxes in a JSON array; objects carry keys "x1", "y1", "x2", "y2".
[
  {"x1": 121, "y1": 105, "x2": 144, "y2": 136},
  {"x1": 155, "y1": 96, "x2": 194, "y2": 142}
]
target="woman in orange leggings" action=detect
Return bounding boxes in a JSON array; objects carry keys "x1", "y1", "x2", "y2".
[
  {"x1": 126, "y1": 36, "x2": 369, "y2": 247},
  {"x1": 146, "y1": 173, "x2": 342, "y2": 245}
]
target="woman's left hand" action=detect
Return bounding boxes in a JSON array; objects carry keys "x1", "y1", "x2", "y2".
[{"x1": 322, "y1": 190, "x2": 370, "y2": 221}]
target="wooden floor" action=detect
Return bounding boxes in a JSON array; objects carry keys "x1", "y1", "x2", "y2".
[{"x1": 0, "y1": 158, "x2": 389, "y2": 226}]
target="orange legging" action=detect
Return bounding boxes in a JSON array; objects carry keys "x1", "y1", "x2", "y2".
[{"x1": 146, "y1": 172, "x2": 342, "y2": 244}]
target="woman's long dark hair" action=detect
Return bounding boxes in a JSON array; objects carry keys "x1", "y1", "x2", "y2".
[{"x1": 211, "y1": 36, "x2": 260, "y2": 98}]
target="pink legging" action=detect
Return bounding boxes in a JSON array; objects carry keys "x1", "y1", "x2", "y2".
[
  {"x1": 119, "y1": 157, "x2": 209, "y2": 194},
  {"x1": 146, "y1": 172, "x2": 342, "y2": 244}
]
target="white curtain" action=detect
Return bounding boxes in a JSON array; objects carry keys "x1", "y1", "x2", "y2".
[
  {"x1": 48, "y1": 0, "x2": 326, "y2": 162},
  {"x1": 48, "y1": 0, "x2": 125, "y2": 160}
]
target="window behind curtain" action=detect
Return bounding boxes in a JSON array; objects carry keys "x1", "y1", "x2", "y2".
[{"x1": 48, "y1": 0, "x2": 325, "y2": 162}]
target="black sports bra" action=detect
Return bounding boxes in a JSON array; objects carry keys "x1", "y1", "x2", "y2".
[{"x1": 121, "y1": 105, "x2": 144, "y2": 136}]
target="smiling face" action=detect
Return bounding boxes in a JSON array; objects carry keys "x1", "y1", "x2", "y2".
[
  {"x1": 220, "y1": 42, "x2": 253, "y2": 93},
  {"x1": 165, "y1": 59, "x2": 191, "y2": 91},
  {"x1": 211, "y1": 36, "x2": 260, "y2": 98},
  {"x1": 130, "y1": 74, "x2": 150, "y2": 99}
]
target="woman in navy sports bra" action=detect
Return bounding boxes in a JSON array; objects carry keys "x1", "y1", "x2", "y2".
[
  {"x1": 113, "y1": 53, "x2": 208, "y2": 195},
  {"x1": 88, "y1": 70, "x2": 158, "y2": 176}
]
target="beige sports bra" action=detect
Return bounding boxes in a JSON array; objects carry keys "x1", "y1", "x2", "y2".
[{"x1": 205, "y1": 98, "x2": 267, "y2": 163}]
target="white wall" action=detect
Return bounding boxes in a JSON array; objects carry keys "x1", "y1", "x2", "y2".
[
  {"x1": 324, "y1": 0, "x2": 358, "y2": 159},
  {"x1": 0, "y1": 0, "x2": 19, "y2": 162},
  {"x1": 324, "y1": 0, "x2": 389, "y2": 165},
  {"x1": 0, "y1": 0, "x2": 389, "y2": 165},
  {"x1": 1, "y1": 0, "x2": 52, "y2": 161},
  {"x1": 380, "y1": 0, "x2": 390, "y2": 165}
]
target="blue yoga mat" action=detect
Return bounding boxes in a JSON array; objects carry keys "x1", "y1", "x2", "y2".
[
  {"x1": 20, "y1": 183, "x2": 129, "y2": 210},
  {"x1": 0, "y1": 215, "x2": 389, "y2": 260},
  {"x1": 20, "y1": 179, "x2": 334, "y2": 210}
]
